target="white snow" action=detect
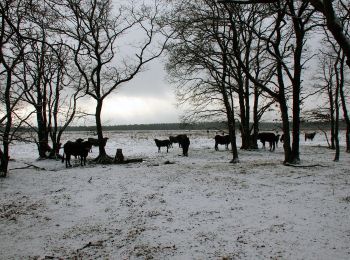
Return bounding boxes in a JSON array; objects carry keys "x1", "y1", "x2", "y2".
[{"x1": 0, "y1": 130, "x2": 349, "y2": 259}]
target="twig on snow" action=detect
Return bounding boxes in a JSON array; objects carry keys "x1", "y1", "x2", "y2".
[
  {"x1": 284, "y1": 163, "x2": 327, "y2": 168},
  {"x1": 10, "y1": 163, "x2": 46, "y2": 171}
]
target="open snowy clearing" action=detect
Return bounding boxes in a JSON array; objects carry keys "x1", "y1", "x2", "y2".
[{"x1": 0, "y1": 130, "x2": 349, "y2": 259}]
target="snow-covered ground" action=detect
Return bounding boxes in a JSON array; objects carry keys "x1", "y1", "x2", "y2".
[{"x1": 1, "y1": 130, "x2": 349, "y2": 259}]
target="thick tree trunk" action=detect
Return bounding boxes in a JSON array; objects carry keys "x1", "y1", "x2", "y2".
[
  {"x1": 291, "y1": 77, "x2": 301, "y2": 163},
  {"x1": 289, "y1": 0, "x2": 306, "y2": 164},
  {"x1": 280, "y1": 99, "x2": 293, "y2": 164},
  {"x1": 95, "y1": 99, "x2": 107, "y2": 157},
  {"x1": 37, "y1": 109, "x2": 50, "y2": 158},
  {"x1": 319, "y1": 0, "x2": 350, "y2": 69},
  {"x1": 0, "y1": 147, "x2": 9, "y2": 177},
  {"x1": 227, "y1": 113, "x2": 239, "y2": 163},
  {"x1": 251, "y1": 86, "x2": 260, "y2": 149},
  {"x1": 94, "y1": 99, "x2": 113, "y2": 164}
]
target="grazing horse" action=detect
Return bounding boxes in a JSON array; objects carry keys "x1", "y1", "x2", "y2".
[
  {"x1": 257, "y1": 132, "x2": 277, "y2": 151},
  {"x1": 154, "y1": 139, "x2": 171, "y2": 153},
  {"x1": 169, "y1": 134, "x2": 188, "y2": 147},
  {"x1": 214, "y1": 135, "x2": 230, "y2": 151},
  {"x1": 305, "y1": 132, "x2": 316, "y2": 141}
]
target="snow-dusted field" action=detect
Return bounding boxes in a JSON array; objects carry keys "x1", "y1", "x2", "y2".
[{"x1": 1, "y1": 130, "x2": 349, "y2": 260}]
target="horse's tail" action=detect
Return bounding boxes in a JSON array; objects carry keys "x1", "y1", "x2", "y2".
[{"x1": 61, "y1": 153, "x2": 65, "y2": 163}]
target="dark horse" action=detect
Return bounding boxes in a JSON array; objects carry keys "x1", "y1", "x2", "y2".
[
  {"x1": 169, "y1": 134, "x2": 188, "y2": 148},
  {"x1": 62, "y1": 140, "x2": 92, "y2": 168},
  {"x1": 257, "y1": 132, "x2": 278, "y2": 151},
  {"x1": 305, "y1": 132, "x2": 316, "y2": 141},
  {"x1": 154, "y1": 139, "x2": 171, "y2": 153},
  {"x1": 179, "y1": 136, "x2": 190, "y2": 156},
  {"x1": 214, "y1": 135, "x2": 230, "y2": 151}
]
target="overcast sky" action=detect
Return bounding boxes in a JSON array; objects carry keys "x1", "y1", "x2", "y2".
[
  {"x1": 80, "y1": 58, "x2": 182, "y2": 126},
  {"x1": 76, "y1": 0, "x2": 182, "y2": 126},
  {"x1": 77, "y1": 0, "x2": 324, "y2": 126}
]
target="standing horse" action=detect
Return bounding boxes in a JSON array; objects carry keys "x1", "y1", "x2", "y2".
[
  {"x1": 305, "y1": 132, "x2": 316, "y2": 141},
  {"x1": 179, "y1": 136, "x2": 190, "y2": 156},
  {"x1": 154, "y1": 139, "x2": 171, "y2": 153},
  {"x1": 214, "y1": 135, "x2": 230, "y2": 151},
  {"x1": 257, "y1": 132, "x2": 277, "y2": 151},
  {"x1": 169, "y1": 134, "x2": 188, "y2": 148}
]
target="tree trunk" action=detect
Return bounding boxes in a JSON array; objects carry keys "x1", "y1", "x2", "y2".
[
  {"x1": 280, "y1": 100, "x2": 292, "y2": 164},
  {"x1": 95, "y1": 99, "x2": 107, "y2": 157},
  {"x1": 325, "y1": 76, "x2": 335, "y2": 149},
  {"x1": 252, "y1": 85, "x2": 260, "y2": 149},
  {"x1": 36, "y1": 107, "x2": 50, "y2": 158},
  {"x1": 339, "y1": 55, "x2": 350, "y2": 153},
  {"x1": 334, "y1": 78, "x2": 340, "y2": 161},
  {"x1": 319, "y1": 0, "x2": 350, "y2": 69},
  {"x1": 227, "y1": 112, "x2": 239, "y2": 163},
  {"x1": 0, "y1": 72, "x2": 13, "y2": 177},
  {"x1": 333, "y1": 56, "x2": 342, "y2": 161},
  {"x1": 94, "y1": 99, "x2": 113, "y2": 164}
]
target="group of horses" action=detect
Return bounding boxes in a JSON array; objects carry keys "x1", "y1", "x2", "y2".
[
  {"x1": 154, "y1": 134, "x2": 190, "y2": 156},
  {"x1": 215, "y1": 131, "x2": 317, "y2": 152},
  {"x1": 154, "y1": 131, "x2": 317, "y2": 156},
  {"x1": 61, "y1": 137, "x2": 108, "y2": 167},
  {"x1": 62, "y1": 131, "x2": 317, "y2": 167}
]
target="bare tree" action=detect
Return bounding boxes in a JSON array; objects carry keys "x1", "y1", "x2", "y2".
[
  {"x1": 220, "y1": 0, "x2": 350, "y2": 69},
  {"x1": 0, "y1": 0, "x2": 33, "y2": 176},
  {"x1": 222, "y1": 1, "x2": 316, "y2": 164},
  {"x1": 165, "y1": 0, "x2": 276, "y2": 164},
  {"x1": 50, "y1": 0, "x2": 167, "y2": 163},
  {"x1": 46, "y1": 46, "x2": 87, "y2": 159},
  {"x1": 165, "y1": 0, "x2": 242, "y2": 162}
]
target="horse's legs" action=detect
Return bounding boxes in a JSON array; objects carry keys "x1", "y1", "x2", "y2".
[
  {"x1": 215, "y1": 142, "x2": 218, "y2": 151},
  {"x1": 66, "y1": 154, "x2": 71, "y2": 167}
]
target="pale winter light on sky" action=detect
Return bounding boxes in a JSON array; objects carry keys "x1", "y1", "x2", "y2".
[
  {"x1": 80, "y1": 59, "x2": 182, "y2": 125},
  {"x1": 78, "y1": 0, "x2": 323, "y2": 126},
  {"x1": 75, "y1": 0, "x2": 182, "y2": 126}
]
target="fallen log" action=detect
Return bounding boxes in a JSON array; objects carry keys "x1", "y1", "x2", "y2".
[
  {"x1": 114, "y1": 158, "x2": 143, "y2": 164},
  {"x1": 114, "y1": 149, "x2": 143, "y2": 164}
]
